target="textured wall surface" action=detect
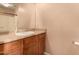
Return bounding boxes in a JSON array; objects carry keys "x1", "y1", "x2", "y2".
[{"x1": 36, "y1": 4, "x2": 79, "y2": 55}]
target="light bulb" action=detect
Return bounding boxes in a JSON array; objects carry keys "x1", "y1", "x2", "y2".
[{"x1": 1, "y1": 3, "x2": 13, "y2": 7}]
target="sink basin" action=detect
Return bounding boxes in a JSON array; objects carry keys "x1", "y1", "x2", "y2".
[{"x1": 16, "y1": 31, "x2": 35, "y2": 36}]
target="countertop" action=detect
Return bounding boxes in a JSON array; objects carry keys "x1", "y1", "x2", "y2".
[{"x1": 0, "y1": 30, "x2": 46, "y2": 44}]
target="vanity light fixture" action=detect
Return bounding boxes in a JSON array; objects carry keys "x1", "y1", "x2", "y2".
[{"x1": 1, "y1": 3, "x2": 13, "y2": 7}]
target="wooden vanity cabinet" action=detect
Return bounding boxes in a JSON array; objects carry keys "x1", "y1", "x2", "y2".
[
  {"x1": 0, "y1": 44, "x2": 4, "y2": 55},
  {"x1": 0, "y1": 33, "x2": 46, "y2": 55},
  {"x1": 4, "y1": 39, "x2": 23, "y2": 55},
  {"x1": 23, "y1": 33, "x2": 46, "y2": 55},
  {"x1": 35, "y1": 33, "x2": 46, "y2": 54}
]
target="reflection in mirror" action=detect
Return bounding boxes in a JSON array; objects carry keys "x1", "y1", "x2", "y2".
[
  {"x1": 16, "y1": 4, "x2": 36, "y2": 32},
  {"x1": 0, "y1": 3, "x2": 17, "y2": 34}
]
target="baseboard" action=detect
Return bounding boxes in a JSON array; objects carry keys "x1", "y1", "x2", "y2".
[{"x1": 44, "y1": 52, "x2": 51, "y2": 55}]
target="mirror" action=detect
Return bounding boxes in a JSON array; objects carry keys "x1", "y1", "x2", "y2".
[
  {"x1": 16, "y1": 3, "x2": 45, "y2": 32},
  {"x1": 0, "y1": 3, "x2": 17, "y2": 34},
  {"x1": 16, "y1": 3, "x2": 36, "y2": 32},
  {"x1": 0, "y1": 3, "x2": 37, "y2": 34},
  {"x1": 0, "y1": 3, "x2": 40, "y2": 34}
]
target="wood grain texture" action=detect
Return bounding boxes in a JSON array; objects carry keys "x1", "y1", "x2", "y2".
[
  {"x1": 0, "y1": 44, "x2": 4, "y2": 55},
  {"x1": 0, "y1": 33, "x2": 46, "y2": 55},
  {"x1": 23, "y1": 33, "x2": 46, "y2": 55},
  {"x1": 4, "y1": 40, "x2": 23, "y2": 55}
]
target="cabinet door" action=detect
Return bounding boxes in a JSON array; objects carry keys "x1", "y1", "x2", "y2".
[
  {"x1": 0, "y1": 44, "x2": 4, "y2": 55},
  {"x1": 23, "y1": 33, "x2": 46, "y2": 55},
  {"x1": 35, "y1": 33, "x2": 46, "y2": 55},
  {"x1": 4, "y1": 40, "x2": 23, "y2": 55},
  {"x1": 23, "y1": 36, "x2": 37, "y2": 55}
]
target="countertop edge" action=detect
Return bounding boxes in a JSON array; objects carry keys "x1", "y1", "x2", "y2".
[{"x1": 0, "y1": 31, "x2": 46, "y2": 44}]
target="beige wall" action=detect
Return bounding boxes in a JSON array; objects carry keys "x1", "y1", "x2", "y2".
[{"x1": 36, "y1": 3, "x2": 79, "y2": 55}]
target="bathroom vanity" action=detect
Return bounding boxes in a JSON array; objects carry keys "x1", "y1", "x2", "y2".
[
  {"x1": 0, "y1": 4, "x2": 46, "y2": 55},
  {"x1": 0, "y1": 31, "x2": 46, "y2": 55}
]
